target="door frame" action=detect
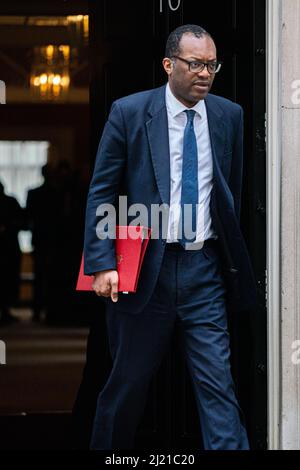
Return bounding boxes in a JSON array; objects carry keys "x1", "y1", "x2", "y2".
[{"x1": 266, "y1": 0, "x2": 282, "y2": 450}]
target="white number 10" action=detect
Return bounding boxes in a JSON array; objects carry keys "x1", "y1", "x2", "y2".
[{"x1": 160, "y1": 0, "x2": 182, "y2": 13}]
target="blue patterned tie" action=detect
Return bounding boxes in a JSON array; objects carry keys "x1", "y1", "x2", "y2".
[{"x1": 179, "y1": 110, "x2": 198, "y2": 248}]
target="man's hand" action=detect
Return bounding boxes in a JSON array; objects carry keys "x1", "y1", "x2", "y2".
[{"x1": 92, "y1": 270, "x2": 119, "y2": 302}]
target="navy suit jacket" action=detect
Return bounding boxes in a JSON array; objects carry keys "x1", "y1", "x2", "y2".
[{"x1": 84, "y1": 85, "x2": 257, "y2": 313}]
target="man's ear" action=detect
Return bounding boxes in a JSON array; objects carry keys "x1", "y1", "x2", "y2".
[{"x1": 162, "y1": 58, "x2": 173, "y2": 76}]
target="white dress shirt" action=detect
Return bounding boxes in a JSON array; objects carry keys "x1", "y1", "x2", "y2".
[{"x1": 165, "y1": 83, "x2": 217, "y2": 244}]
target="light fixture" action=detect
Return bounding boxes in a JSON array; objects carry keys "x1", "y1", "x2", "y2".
[
  {"x1": 30, "y1": 45, "x2": 71, "y2": 100},
  {"x1": 29, "y1": 15, "x2": 88, "y2": 101}
]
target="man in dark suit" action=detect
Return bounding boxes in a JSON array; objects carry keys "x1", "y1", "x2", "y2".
[{"x1": 83, "y1": 24, "x2": 257, "y2": 450}]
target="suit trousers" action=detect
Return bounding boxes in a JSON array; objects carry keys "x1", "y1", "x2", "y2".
[{"x1": 89, "y1": 239, "x2": 249, "y2": 450}]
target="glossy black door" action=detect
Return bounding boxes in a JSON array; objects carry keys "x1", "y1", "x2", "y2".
[{"x1": 90, "y1": 0, "x2": 266, "y2": 450}]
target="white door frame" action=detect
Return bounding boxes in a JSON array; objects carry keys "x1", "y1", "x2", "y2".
[{"x1": 266, "y1": 0, "x2": 282, "y2": 451}]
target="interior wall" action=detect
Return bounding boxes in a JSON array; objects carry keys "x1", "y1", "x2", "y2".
[{"x1": 0, "y1": 105, "x2": 89, "y2": 169}]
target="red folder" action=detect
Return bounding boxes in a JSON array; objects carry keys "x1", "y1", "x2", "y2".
[{"x1": 76, "y1": 226, "x2": 151, "y2": 293}]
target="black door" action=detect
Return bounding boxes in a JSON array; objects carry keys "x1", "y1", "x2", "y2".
[{"x1": 89, "y1": 0, "x2": 267, "y2": 450}]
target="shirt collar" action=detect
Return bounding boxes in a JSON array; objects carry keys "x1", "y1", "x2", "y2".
[{"x1": 166, "y1": 82, "x2": 205, "y2": 119}]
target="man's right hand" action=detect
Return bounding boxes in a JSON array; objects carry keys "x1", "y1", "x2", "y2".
[{"x1": 92, "y1": 270, "x2": 119, "y2": 302}]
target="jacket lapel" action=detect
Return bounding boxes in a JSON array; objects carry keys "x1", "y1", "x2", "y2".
[
  {"x1": 146, "y1": 86, "x2": 170, "y2": 206},
  {"x1": 205, "y1": 95, "x2": 236, "y2": 208},
  {"x1": 204, "y1": 94, "x2": 226, "y2": 174}
]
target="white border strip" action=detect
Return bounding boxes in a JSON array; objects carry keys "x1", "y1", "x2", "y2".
[
  {"x1": 266, "y1": 0, "x2": 282, "y2": 450},
  {"x1": 0, "y1": 80, "x2": 6, "y2": 104}
]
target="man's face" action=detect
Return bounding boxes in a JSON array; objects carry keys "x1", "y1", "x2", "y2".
[{"x1": 163, "y1": 34, "x2": 217, "y2": 107}]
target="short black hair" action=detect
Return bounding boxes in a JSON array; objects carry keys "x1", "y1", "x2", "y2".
[{"x1": 165, "y1": 24, "x2": 212, "y2": 58}]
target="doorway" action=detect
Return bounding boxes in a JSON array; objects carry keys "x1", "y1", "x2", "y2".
[{"x1": 88, "y1": 0, "x2": 267, "y2": 449}]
